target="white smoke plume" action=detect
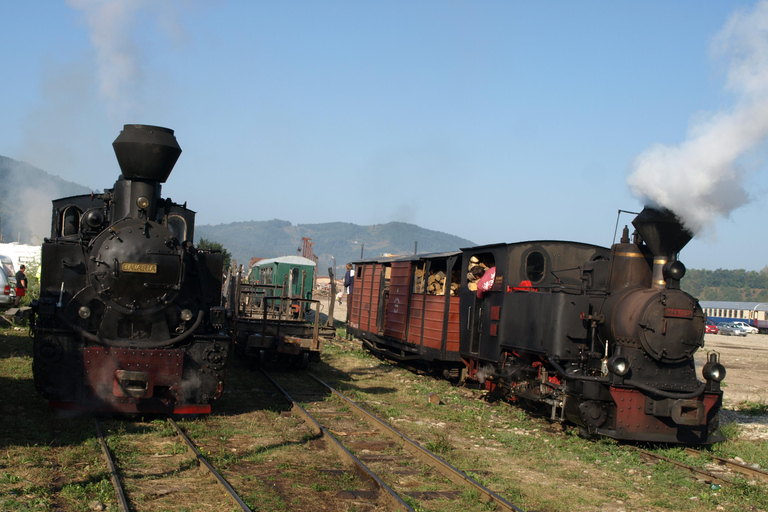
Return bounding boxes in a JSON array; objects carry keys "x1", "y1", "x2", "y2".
[
  {"x1": 66, "y1": 0, "x2": 147, "y2": 120},
  {"x1": 64, "y1": 0, "x2": 188, "y2": 121},
  {"x1": 628, "y1": 1, "x2": 768, "y2": 235}
]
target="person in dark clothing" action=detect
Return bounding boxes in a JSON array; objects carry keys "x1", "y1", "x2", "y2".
[
  {"x1": 14, "y1": 265, "x2": 27, "y2": 306},
  {"x1": 343, "y1": 263, "x2": 354, "y2": 296}
]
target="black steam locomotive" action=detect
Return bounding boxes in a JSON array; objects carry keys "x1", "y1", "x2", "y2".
[
  {"x1": 348, "y1": 207, "x2": 725, "y2": 444},
  {"x1": 32, "y1": 125, "x2": 230, "y2": 415}
]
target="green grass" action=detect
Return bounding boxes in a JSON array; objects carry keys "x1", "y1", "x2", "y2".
[
  {"x1": 736, "y1": 399, "x2": 768, "y2": 416},
  {"x1": 424, "y1": 431, "x2": 454, "y2": 455}
]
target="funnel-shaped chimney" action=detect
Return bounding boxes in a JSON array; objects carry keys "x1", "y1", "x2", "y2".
[
  {"x1": 112, "y1": 125, "x2": 181, "y2": 183},
  {"x1": 632, "y1": 206, "x2": 693, "y2": 257}
]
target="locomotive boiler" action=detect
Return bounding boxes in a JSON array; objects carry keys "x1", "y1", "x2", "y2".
[
  {"x1": 348, "y1": 207, "x2": 725, "y2": 444},
  {"x1": 32, "y1": 124, "x2": 230, "y2": 415}
]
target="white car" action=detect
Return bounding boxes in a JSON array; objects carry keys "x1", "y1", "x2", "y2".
[{"x1": 732, "y1": 321, "x2": 759, "y2": 334}]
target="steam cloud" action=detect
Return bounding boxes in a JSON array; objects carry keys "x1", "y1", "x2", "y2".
[
  {"x1": 63, "y1": 0, "x2": 187, "y2": 121},
  {"x1": 66, "y1": 0, "x2": 157, "y2": 120},
  {"x1": 628, "y1": 1, "x2": 768, "y2": 235},
  {"x1": 9, "y1": 1, "x2": 189, "y2": 242}
]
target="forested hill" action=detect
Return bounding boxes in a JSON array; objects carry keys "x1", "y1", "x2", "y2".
[
  {"x1": 682, "y1": 268, "x2": 768, "y2": 301},
  {"x1": 0, "y1": 155, "x2": 92, "y2": 243},
  {"x1": 194, "y1": 220, "x2": 475, "y2": 274}
]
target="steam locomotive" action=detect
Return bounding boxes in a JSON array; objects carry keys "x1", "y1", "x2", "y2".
[
  {"x1": 32, "y1": 125, "x2": 230, "y2": 415},
  {"x1": 348, "y1": 207, "x2": 725, "y2": 444}
]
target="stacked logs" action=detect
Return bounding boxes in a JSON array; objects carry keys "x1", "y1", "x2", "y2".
[
  {"x1": 427, "y1": 271, "x2": 446, "y2": 295},
  {"x1": 414, "y1": 267, "x2": 425, "y2": 293},
  {"x1": 467, "y1": 256, "x2": 489, "y2": 292}
]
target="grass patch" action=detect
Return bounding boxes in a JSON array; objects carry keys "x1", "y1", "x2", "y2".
[
  {"x1": 736, "y1": 399, "x2": 768, "y2": 416},
  {"x1": 424, "y1": 431, "x2": 454, "y2": 455}
]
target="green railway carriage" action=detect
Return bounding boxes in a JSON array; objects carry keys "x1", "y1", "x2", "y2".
[
  {"x1": 227, "y1": 255, "x2": 331, "y2": 368},
  {"x1": 248, "y1": 255, "x2": 316, "y2": 303}
]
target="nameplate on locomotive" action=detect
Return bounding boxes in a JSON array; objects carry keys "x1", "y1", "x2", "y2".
[
  {"x1": 664, "y1": 308, "x2": 694, "y2": 319},
  {"x1": 121, "y1": 262, "x2": 158, "y2": 274}
]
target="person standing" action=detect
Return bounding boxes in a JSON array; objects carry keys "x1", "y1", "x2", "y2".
[
  {"x1": 343, "y1": 263, "x2": 354, "y2": 296},
  {"x1": 14, "y1": 265, "x2": 27, "y2": 306}
]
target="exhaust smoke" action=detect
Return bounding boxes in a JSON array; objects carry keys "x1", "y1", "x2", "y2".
[{"x1": 628, "y1": 1, "x2": 768, "y2": 236}]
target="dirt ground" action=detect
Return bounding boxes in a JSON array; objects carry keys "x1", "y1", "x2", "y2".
[
  {"x1": 697, "y1": 333, "x2": 768, "y2": 406},
  {"x1": 315, "y1": 291, "x2": 349, "y2": 326}
]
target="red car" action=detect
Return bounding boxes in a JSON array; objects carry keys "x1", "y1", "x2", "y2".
[{"x1": 705, "y1": 320, "x2": 719, "y2": 334}]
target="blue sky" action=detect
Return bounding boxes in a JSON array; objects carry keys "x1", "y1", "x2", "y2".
[{"x1": 2, "y1": 1, "x2": 767, "y2": 271}]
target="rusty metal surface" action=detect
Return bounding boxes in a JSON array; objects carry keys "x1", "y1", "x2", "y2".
[
  {"x1": 84, "y1": 347, "x2": 183, "y2": 403},
  {"x1": 685, "y1": 448, "x2": 768, "y2": 483},
  {"x1": 422, "y1": 295, "x2": 446, "y2": 350},
  {"x1": 95, "y1": 419, "x2": 130, "y2": 512},
  {"x1": 261, "y1": 370, "x2": 415, "y2": 512},
  {"x1": 167, "y1": 418, "x2": 252, "y2": 511},
  {"x1": 638, "y1": 449, "x2": 732, "y2": 486},
  {"x1": 368, "y1": 263, "x2": 383, "y2": 333},
  {"x1": 384, "y1": 262, "x2": 412, "y2": 340},
  {"x1": 95, "y1": 418, "x2": 251, "y2": 512},
  {"x1": 407, "y1": 296, "x2": 424, "y2": 346},
  {"x1": 308, "y1": 373, "x2": 526, "y2": 512},
  {"x1": 446, "y1": 296, "x2": 461, "y2": 352}
]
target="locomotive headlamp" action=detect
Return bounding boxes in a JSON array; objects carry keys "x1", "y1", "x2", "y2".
[
  {"x1": 83, "y1": 209, "x2": 105, "y2": 229},
  {"x1": 78, "y1": 306, "x2": 91, "y2": 319},
  {"x1": 136, "y1": 196, "x2": 150, "y2": 209},
  {"x1": 703, "y1": 361, "x2": 726, "y2": 382},
  {"x1": 180, "y1": 309, "x2": 193, "y2": 322},
  {"x1": 663, "y1": 260, "x2": 686, "y2": 281},
  {"x1": 607, "y1": 356, "x2": 630, "y2": 376}
]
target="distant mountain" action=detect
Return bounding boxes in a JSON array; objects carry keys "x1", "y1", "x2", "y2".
[
  {"x1": 0, "y1": 154, "x2": 474, "y2": 270},
  {"x1": 195, "y1": 220, "x2": 475, "y2": 276},
  {"x1": 0, "y1": 155, "x2": 92, "y2": 243}
]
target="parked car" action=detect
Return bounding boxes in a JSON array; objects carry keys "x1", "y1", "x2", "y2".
[
  {"x1": 731, "y1": 321, "x2": 759, "y2": 334},
  {"x1": 717, "y1": 322, "x2": 748, "y2": 336},
  {"x1": 705, "y1": 319, "x2": 719, "y2": 335},
  {"x1": 0, "y1": 266, "x2": 15, "y2": 309}
]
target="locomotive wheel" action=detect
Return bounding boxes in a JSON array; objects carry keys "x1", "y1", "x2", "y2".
[
  {"x1": 259, "y1": 349, "x2": 268, "y2": 366},
  {"x1": 297, "y1": 352, "x2": 310, "y2": 370}
]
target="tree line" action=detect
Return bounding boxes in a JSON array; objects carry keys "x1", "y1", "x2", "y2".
[{"x1": 681, "y1": 267, "x2": 768, "y2": 302}]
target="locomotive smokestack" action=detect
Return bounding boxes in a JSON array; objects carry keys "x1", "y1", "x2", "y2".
[
  {"x1": 632, "y1": 206, "x2": 693, "y2": 289},
  {"x1": 632, "y1": 206, "x2": 693, "y2": 258},
  {"x1": 112, "y1": 124, "x2": 181, "y2": 183},
  {"x1": 111, "y1": 125, "x2": 182, "y2": 221}
]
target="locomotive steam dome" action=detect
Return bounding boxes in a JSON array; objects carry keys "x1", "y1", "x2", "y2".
[{"x1": 112, "y1": 124, "x2": 181, "y2": 183}]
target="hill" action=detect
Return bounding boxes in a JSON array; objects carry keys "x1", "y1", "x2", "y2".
[
  {"x1": 681, "y1": 268, "x2": 768, "y2": 302},
  {"x1": 194, "y1": 220, "x2": 475, "y2": 275},
  {"x1": 0, "y1": 155, "x2": 91, "y2": 243}
]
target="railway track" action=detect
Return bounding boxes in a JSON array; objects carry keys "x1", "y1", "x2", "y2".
[
  {"x1": 95, "y1": 418, "x2": 251, "y2": 511},
  {"x1": 637, "y1": 447, "x2": 768, "y2": 487},
  {"x1": 262, "y1": 369, "x2": 526, "y2": 512}
]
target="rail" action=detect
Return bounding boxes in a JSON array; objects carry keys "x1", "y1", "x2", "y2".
[
  {"x1": 261, "y1": 369, "x2": 415, "y2": 512},
  {"x1": 262, "y1": 369, "x2": 526, "y2": 512},
  {"x1": 95, "y1": 418, "x2": 251, "y2": 511}
]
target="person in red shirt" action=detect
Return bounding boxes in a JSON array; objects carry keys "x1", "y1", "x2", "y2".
[
  {"x1": 14, "y1": 265, "x2": 27, "y2": 306},
  {"x1": 475, "y1": 266, "x2": 496, "y2": 299}
]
